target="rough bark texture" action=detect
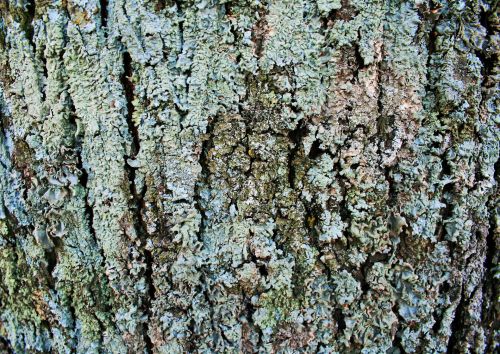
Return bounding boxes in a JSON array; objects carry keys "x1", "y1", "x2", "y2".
[{"x1": 0, "y1": 0, "x2": 498, "y2": 353}]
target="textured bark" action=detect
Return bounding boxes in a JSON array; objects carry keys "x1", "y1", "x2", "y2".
[{"x1": 0, "y1": 0, "x2": 498, "y2": 353}]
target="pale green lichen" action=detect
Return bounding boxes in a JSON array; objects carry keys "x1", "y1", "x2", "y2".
[{"x1": 0, "y1": 0, "x2": 498, "y2": 352}]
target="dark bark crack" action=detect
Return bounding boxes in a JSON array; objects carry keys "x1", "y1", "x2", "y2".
[
  {"x1": 99, "y1": 0, "x2": 108, "y2": 30},
  {"x1": 446, "y1": 283, "x2": 470, "y2": 353},
  {"x1": 120, "y1": 50, "x2": 154, "y2": 353},
  {"x1": 0, "y1": 335, "x2": 12, "y2": 354},
  {"x1": 193, "y1": 115, "x2": 217, "y2": 346},
  {"x1": 435, "y1": 157, "x2": 454, "y2": 241},
  {"x1": 287, "y1": 121, "x2": 307, "y2": 189},
  {"x1": 251, "y1": 4, "x2": 268, "y2": 59},
  {"x1": 24, "y1": 0, "x2": 36, "y2": 44},
  {"x1": 480, "y1": 158, "x2": 499, "y2": 352}
]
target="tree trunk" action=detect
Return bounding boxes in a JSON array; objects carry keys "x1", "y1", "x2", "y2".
[{"x1": 0, "y1": 0, "x2": 498, "y2": 353}]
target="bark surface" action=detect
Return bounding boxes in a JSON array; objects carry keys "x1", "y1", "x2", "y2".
[{"x1": 0, "y1": 0, "x2": 498, "y2": 353}]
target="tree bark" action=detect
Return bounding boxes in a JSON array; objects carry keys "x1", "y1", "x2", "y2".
[{"x1": 0, "y1": 0, "x2": 498, "y2": 353}]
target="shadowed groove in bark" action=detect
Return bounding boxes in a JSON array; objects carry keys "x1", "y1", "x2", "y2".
[
  {"x1": 251, "y1": 3, "x2": 268, "y2": 59},
  {"x1": 446, "y1": 282, "x2": 472, "y2": 354},
  {"x1": 243, "y1": 289, "x2": 263, "y2": 348},
  {"x1": 287, "y1": 121, "x2": 307, "y2": 189},
  {"x1": 308, "y1": 139, "x2": 329, "y2": 160},
  {"x1": 477, "y1": 6, "x2": 496, "y2": 88},
  {"x1": 436, "y1": 158, "x2": 454, "y2": 241},
  {"x1": 24, "y1": 0, "x2": 35, "y2": 44},
  {"x1": 193, "y1": 112, "x2": 218, "y2": 344},
  {"x1": 100, "y1": 0, "x2": 108, "y2": 29},
  {"x1": 303, "y1": 200, "x2": 332, "y2": 281},
  {"x1": 153, "y1": 0, "x2": 167, "y2": 13},
  {"x1": 173, "y1": 0, "x2": 190, "y2": 122},
  {"x1": 478, "y1": 16, "x2": 499, "y2": 347},
  {"x1": 120, "y1": 50, "x2": 154, "y2": 353},
  {"x1": 422, "y1": 1, "x2": 441, "y2": 94},
  {"x1": 121, "y1": 51, "x2": 138, "y2": 156},
  {"x1": 0, "y1": 335, "x2": 12, "y2": 353},
  {"x1": 481, "y1": 158, "x2": 499, "y2": 352},
  {"x1": 393, "y1": 332, "x2": 408, "y2": 354}
]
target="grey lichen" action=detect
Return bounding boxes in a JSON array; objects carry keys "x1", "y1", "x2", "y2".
[{"x1": 0, "y1": 0, "x2": 498, "y2": 353}]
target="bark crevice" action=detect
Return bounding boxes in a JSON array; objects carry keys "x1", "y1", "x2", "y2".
[
  {"x1": 100, "y1": 0, "x2": 108, "y2": 29},
  {"x1": 120, "y1": 50, "x2": 154, "y2": 353}
]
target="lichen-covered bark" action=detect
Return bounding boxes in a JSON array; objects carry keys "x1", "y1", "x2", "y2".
[{"x1": 0, "y1": 0, "x2": 498, "y2": 353}]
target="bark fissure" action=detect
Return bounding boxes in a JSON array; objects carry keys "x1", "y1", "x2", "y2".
[
  {"x1": 100, "y1": 0, "x2": 108, "y2": 29},
  {"x1": 120, "y1": 50, "x2": 154, "y2": 353},
  {"x1": 24, "y1": 0, "x2": 36, "y2": 45},
  {"x1": 287, "y1": 121, "x2": 307, "y2": 189},
  {"x1": 194, "y1": 113, "x2": 217, "y2": 341},
  {"x1": 0, "y1": 335, "x2": 12, "y2": 354},
  {"x1": 477, "y1": 8, "x2": 495, "y2": 88},
  {"x1": 251, "y1": 5, "x2": 268, "y2": 59},
  {"x1": 480, "y1": 160, "x2": 499, "y2": 352},
  {"x1": 446, "y1": 284, "x2": 468, "y2": 353}
]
